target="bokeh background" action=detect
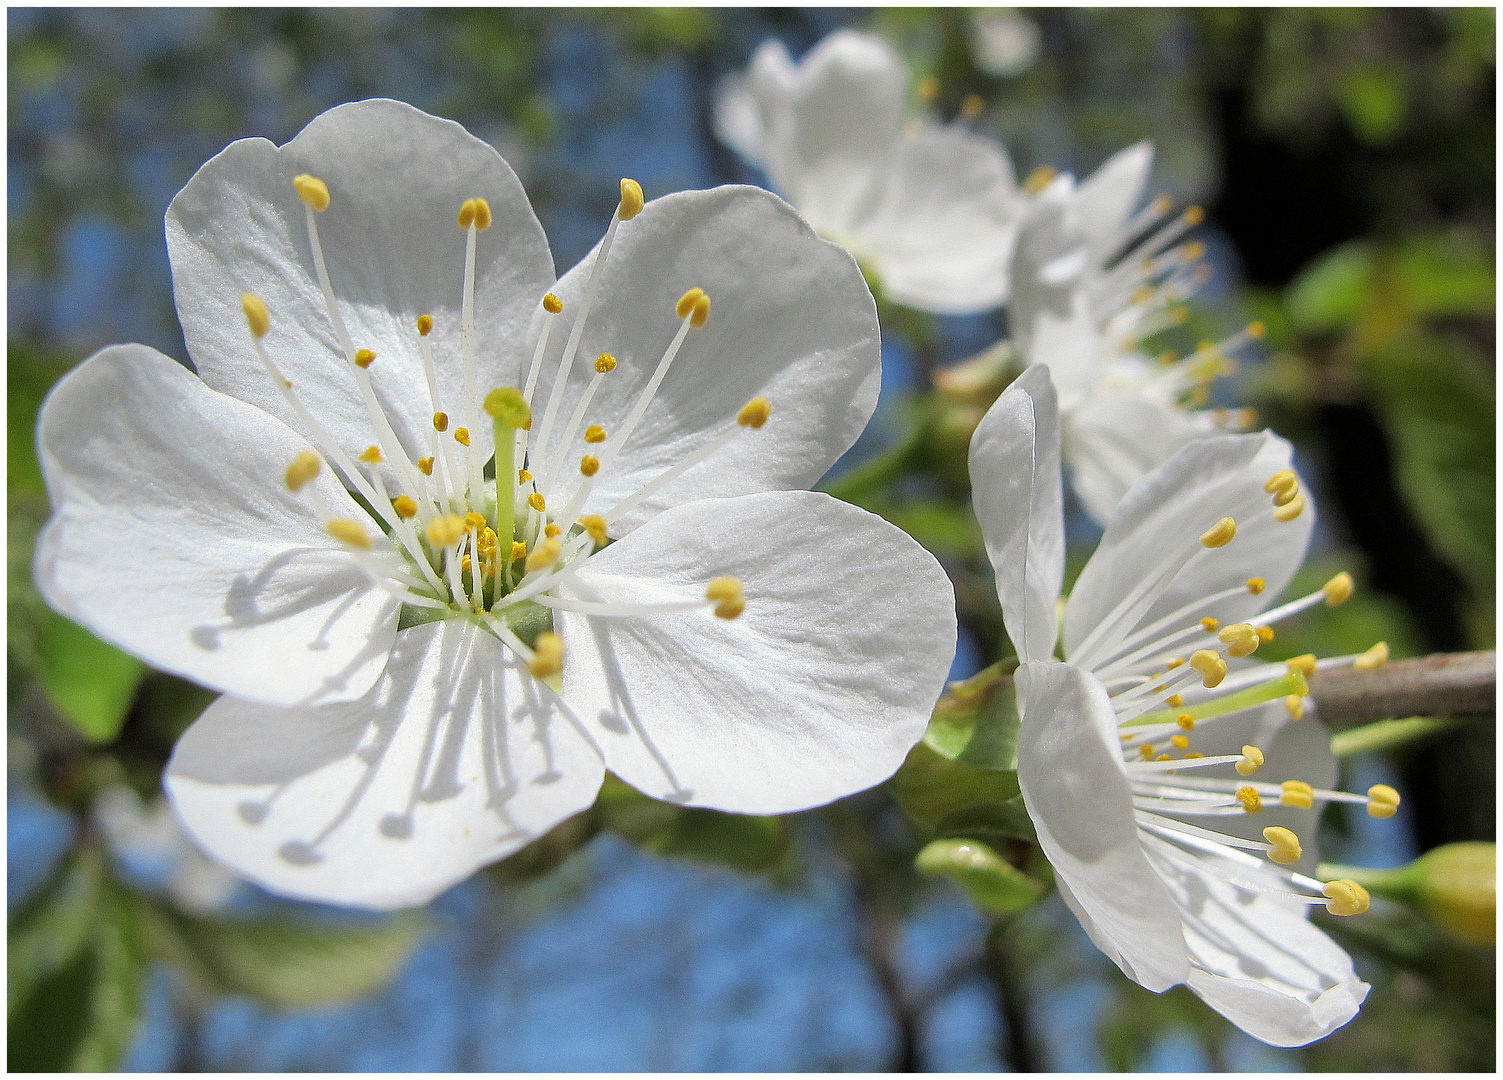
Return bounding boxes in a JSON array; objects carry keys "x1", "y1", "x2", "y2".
[{"x1": 8, "y1": 7, "x2": 1494, "y2": 1071}]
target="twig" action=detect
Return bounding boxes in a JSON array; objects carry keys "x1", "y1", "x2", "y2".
[{"x1": 1309, "y1": 650, "x2": 1495, "y2": 728}]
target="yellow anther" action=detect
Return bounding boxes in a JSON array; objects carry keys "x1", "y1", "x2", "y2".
[
  {"x1": 354, "y1": 348, "x2": 376, "y2": 369},
  {"x1": 1280, "y1": 656, "x2": 1315, "y2": 682},
  {"x1": 1131, "y1": 286, "x2": 1156, "y2": 305},
  {"x1": 1247, "y1": 321, "x2": 1266, "y2": 339},
  {"x1": 579, "y1": 514, "x2": 609, "y2": 546},
  {"x1": 1218, "y1": 622, "x2": 1260, "y2": 658},
  {"x1": 1366, "y1": 784, "x2": 1401, "y2": 819},
  {"x1": 1238, "y1": 408, "x2": 1258, "y2": 427},
  {"x1": 544, "y1": 524, "x2": 561, "y2": 539},
  {"x1": 510, "y1": 540, "x2": 527, "y2": 562},
  {"x1": 478, "y1": 526, "x2": 497, "y2": 551},
  {"x1": 706, "y1": 576, "x2": 745, "y2": 619},
  {"x1": 1273, "y1": 493, "x2": 1306, "y2": 521},
  {"x1": 358, "y1": 445, "x2": 382, "y2": 464},
  {"x1": 1257, "y1": 625, "x2": 1275, "y2": 643},
  {"x1": 484, "y1": 387, "x2": 531, "y2": 428},
  {"x1": 1120, "y1": 733, "x2": 1134, "y2": 742},
  {"x1": 417, "y1": 457, "x2": 434, "y2": 476},
  {"x1": 1182, "y1": 241, "x2": 1206, "y2": 261},
  {"x1": 737, "y1": 397, "x2": 772, "y2": 428},
  {"x1": 1236, "y1": 786, "x2": 1262, "y2": 813},
  {"x1": 1155, "y1": 753, "x2": 1173, "y2": 762},
  {"x1": 618, "y1": 178, "x2": 644, "y2": 221},
  {"x1": 528, "y1": 492, "x2": 546, "y2": 512},
  {"x1": 1200, "y1": 517, "x2": 1237, "y2": 548},
  {"x1": 1272, "y1": 484, "x2": 1302, "y2": 510},
  {"x1": 690, "y1": 292, "x2": 711, "y2": 328},
  {"x1": 292, "y1": 173, "x2": 330, "y2": 212},
  {"x1": 1170, "y1": 735, "x2": 1190, "y2": 750},
  {"x1": 1184, "y1": 752, "x2": 1204, "y2": 760},
  {"x1": 527, "y1": 631, "x2": 564, "y2": 678},
  {"x1": 1323, "y1": 879, "x2": 1370, "y2": 916},
  {"x1": 675, "y1": 287, "x2": 705, "y2": 320},
  {"x1": 325, "y1": 518, "x2": 372, "y2": 550},
  {"x1": 454, "y1": 428, "x2": 471, "y2": 446},
  {"x1": 1262, "y1": 826, "x2": 1303, "y2": 866},
  {"x1": 1246, "y1": 577, "x2": 1266, "y2": 595},
  {"x1": 916, "y1": 74, "x2": 939, "y2": 102},
  {"x1": 432, "y1": 412, "x2": 449, "y2": 433},
  {"x1": 1200, "y1": 617, "x2": 1220, "y2": 633},
  {"x1": 285, "y1": 449, "x2": 322, "y2": 492},
  {"x1": 1184, "y1": 205, "x2": 1204, "y2": 225},
  {"x1": 1139, "y1": 744, "x2": 1156, "y2": 761},
  {"x1": 1235, "y1": 745, "x2": 1265, "y2": 776},
  {"x1": 425, "y1": 515, "x2": 467, "y2": 547},
  {"x1": 518, "y1": 469, "x2": 532, "y2": 484},
  {"x1": 525, "y1": 537, "x2": 563, "y2": 573},
  {"x1": 1190, "y1": 649, "x2": 1228, "y2": 688},
  {"x1": 1170, "y1": 305, "x2": 1191, "y2": 325},
  {"x1": 584, "y1": 425, "x2": 607, "y2": 444},
  {"x1": 457, "y1": 197, "x2": 491, "y2": 230},
  {"x1": 241, "y1": 293, "x2": 271, "y2": 339},
  {"x1": 1151, "y1": 194, "x2": 1172, "y2": 215},
  {"x1": 1354, "y1": 641, "x2": 1389, "y2": 671},
  {"x1": 1023, "y1": 165, "x2": 1058, "y2": 195},
  {"x1": 1322, "y1": 572, "x2": 1354, "y2": 606},
  {"x1": 1166, "y1": 657, "x2": 1185, "y2": 669},
  {"x1": 417, "y1": 314, "x2": 434, "y2": 337},
  {"x1": 580, "y1": 455, "x2": 600, "y2": 477},
  {"x1": 1165, "y1": 694, "x2": 1184, "y2": 707},
  {"x1": 1284, "y1": 694, "x2": 1306, "y2": 721},
  {"x1": 1280, "y1": 780, "x2": 1315, "y2": 809},
  {"x1": 1158, "y1": 349, "x2": 1177, "y2": 366},
  {"x1": 464, "y1": 512, "x2": 487, "y2": 532},
  {"x1": 543, "y1": 293, "x2": 563, "y2": 314},
  {"x1": 1176, "y1": 713, "x2": 1196, "y2": 731},
  {"x1": 960, "y1": 92, "x2": 985, "y2": 118},
  {"x1": 594, "y1": 352, "x2": 617, "y2": 374}
]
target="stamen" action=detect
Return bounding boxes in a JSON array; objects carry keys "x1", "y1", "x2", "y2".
[
  {"x1": 544, "y1": 524, "x2": 561, "y2": 538},
  {"x1": 1281, "y1": 781, "x2": 1314, "y2": 809},
  {"x1": 1235, "y1": 786, "x2": 1262, "y2": 813},
  {"x1": 580, "y1": 455, "x2": 599, "y2": 477},
  {"x1": 285, "y1": 449, "x2": 321, "y2": 492},
  {"x1": 1262, "y1": 826, "x2": 1302, "y2": 865},
  {"x1": 618, "y1": 178, "x2": 645, "y2": 221},
  {"x1": 1354, "y1": 641, "x2": 1388, "y2": 670},
  {"x1": 358, "y1": 445, "x2": 382, "y2": 464},
  {"x1": 1246, "y1": 577, "x2": 1265, "y2": 595},
  {"x1": 540, "y1": 353, "x2": 618, "y2": 489},
  {"x1": 1366, "y1": 784, "x2": 1401, "y2": 819},
  {"x1": 528, "y1": 492, "x2": 546, "y2": 512},
  {"x1": 528, "y1": 631, "x2": 564, "y2": 678},
  {"x1": 584, "y1": 425, "x2": 607, "y2": 443},
  {"x1": 293, "y1": 174, "x2": 330, "y2": 213},
  {"x1": 1217, "y1": 622, "x2": 1260, "y2": 658},
  {"x1": 1234, "y1": 745, "x2": 1265, "y2": 776},
  {"x1": 579, "y1": 515, "x2": 609, "y2": 546},
  {"x1": 1189, "y1": 649, "x2": 1227, "y2": 688},
  {"x1": 426, "y1": 515, "x2": 466, "y2": 548},
  {"x1": 1273, "y1": 493, "x2": 1306, "y2": 521},
  {"x1": 1200, "y1": 517, "x2": 1236, "y2": 548},
  {"x1": 241, "y1": 294, "x2": 271, "y2": 339},
  {"x1": 1284, "y1": 695, "x2": 1305, "y2": 720},
  {"x1": 706, "y1": 577, "x2": 745, "y2": 619},
  {"x1": 354, "y1": 348, "x2": 376, "y2": 370},
  {"x1": 393, "y1": 495, "x2": 418, "y2": 520},
  {"x1": 737, "y1": 397, "x2": 772, "y2": 428},
  {"x1": 326, "y1": 518, "x2": 373, "y2": 550},
  {"x1": 455, "y1": 428, "x2": 471, "y2": 447},
  {"x1": 525, "y1": 538, "x2": 563, "y2": 574},
  {"x1": 1322, "y1": 879, "x2": 1370, "y2": 916},
  {"x1": 1022, "y1": 166, "x2": 1058, "y2": 195}
]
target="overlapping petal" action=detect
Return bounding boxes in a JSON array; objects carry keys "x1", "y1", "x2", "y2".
[
  {"x1": 35, "y1": 343, "x2": 397, "y2": 706},
  {"x1": 166, "y1": 620, "x2": 605, "y2": 910},
  {"x1": 556, "y1": 490, "x2": 957, "y2": 813},
  {"x1": 1063, "y1": 388, "x2": 1207, "y2": 526}
]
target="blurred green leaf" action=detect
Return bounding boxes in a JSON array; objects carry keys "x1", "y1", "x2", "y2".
[
  {"x1": 38, "y1": 612, "x2": 146, "y2": 744},
  {"x1": 139, "y1": 903, "x2": 430, "y2": 1010},
  {"x1": 921, "y1": 660, "x2": 1021, "y2": 769},
  {"x1": 596, "y1": 776, "x2": 791, "y2": 874},
  {"x1": 1337, "y1": 64, "x2": 1407, "y2": 144},
  {"x1": 8, "y1": 846, "x2": 102, "y2": 1024},
  {"x1": 1286, "y1": 242, "x2": 1373, "y2": 333},
  {"x1": 916, "y1": 838, "x2": 1047, "y2": 916},
  {"x1": 1392, "y1": 234, "x2": 1495, "y2": 318}
]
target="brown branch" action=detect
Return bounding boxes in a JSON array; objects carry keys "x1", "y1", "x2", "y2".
[{"x1": 1309, "y1": 650, "x2": 1495, "y2": 728}]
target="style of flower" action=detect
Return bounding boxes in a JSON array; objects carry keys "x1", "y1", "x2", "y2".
[
  {"x1": 969, "y1": 363, "x2": 1398, "y2": 1047},
  {"x1": 1008, "y1": 142, "x2": 1264, "y2": 523},
  {"x1": 35, "y1": 99, "x2": 958, "y2": 909},
  {"x1": 714, "y1": 29, "x2": 1022, "y2": 314}
]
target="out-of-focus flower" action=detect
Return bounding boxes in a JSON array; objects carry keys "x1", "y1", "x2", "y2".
[
  {"x1": 715, "y1": 29, "x2": 1023, "y2": 314},
  {"x1": 1010, "y1": 143, "x2": 1263, "y2": 522},
  {"x1": 93, "y1": 785, "x2": 241, "y2": 912},
  {"x1": 969, "y1": 364, "x2": 1400, "y2": 1047},
  {"x1": 969, "y1": 10, "x2": 1042, "y2": 78},
  {"x1": 36, "y1": 100, "x2": 957, "y2": 909}
]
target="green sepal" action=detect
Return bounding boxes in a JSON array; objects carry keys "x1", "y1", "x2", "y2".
[{"x1": 916, "y1": 837, "x2": 1049, "y2": 917}]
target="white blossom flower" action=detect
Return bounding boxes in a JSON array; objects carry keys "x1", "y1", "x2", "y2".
[
  {"x1": 1009, "y1": 143, "x2": 1264, "y2": 522},
  {"x1": 969, "y1": 363, "x2": 1400, "y2": 1047},
  {"x1": 93, "y1": 785, "x2": 241, "y2": 913},
  {"x1": 714, "y1": 29, "x2": 1022, "y2": 314},
  {"x1": 35, "y1": 99, "x2": 957, "y2": 909}
]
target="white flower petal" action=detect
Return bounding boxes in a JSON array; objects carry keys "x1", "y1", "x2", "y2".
[
  {"x1": 712, "y1": 72, "x2": 768, "y2": 166},
  {"x1": 969, "y1": 364, "x2": 1064, "y2": 663},
  {"x1": 35, "y1": 344, "x2": 397, "y2": 706},
  {"x1": 167, "y1": 98, "x2": 555, "y2": 465},
  {"x1": 1073, "y1": 141, "x2": 1154, "y2": 264},
  {"x1": 1151, "y1": 854, "x2": 1368, "y2": 1047},
  {"x1": 1063, "y1": 387, "x2": 1207, "y2": 524},
  {"x1": 165, "y1": 620, "x2": 605, "y2": 910},
  {"x1": 1063, "y1": 432, "x2": 1313, "y2": 662},
  {"x1": 1008, "y1": 177, "x2": 1084, "y2": 361},
  {"x1": 555, "y1": 490, "x2": 956, "y2": 813},
  {"x1": 528, "y1": 186, "x2": 880, "y2": 534},
  {"x1": 1016, "y1": 660, "x2": 1190, "y2": 991},
  {"x1": 857, "y1": 125, "x2": 1020, "y2": 313}
]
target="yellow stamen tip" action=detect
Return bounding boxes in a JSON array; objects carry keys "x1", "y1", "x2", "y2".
[
  {"x1": 618, "y1": 178, "x2": 644, "y2": 221},
  {"x1": 417, "y1": 314, "x2": 434, "y2": 337},
  {"x1": 1200, "y1": 516, "x2": 1237, "y2": 548},
  {"x1": 916, "y1": 74, "x2": 939, "y2": 102},
  {"x1": 584, "y1": 425, "x2": 607, "y2": 444},
  {"x1": 285, "y1": 449, "x2": 322, "y2": 492},
  {"x1": 417, "y1": 456, "x2": 434, "y2": 477},
  {"x1": 1262, "y1": 826, "x2": 1303, "y2": 865},
  {"x1": 1322, "y1": 571, "x2": 1355, "y2": 606},
  {"x1": 580, "y1": 455, "x2": 599, "y2": 477},
  {"x1": 1182, "y1": 241, "x2": 1206, "y2": 261},
  {"x1": 706, "y1": 576, "x2": 745, "y2": 619},
  {"x1": 354, "y1": 348, "x2": 376, "y2": 369},
  {"x1": 241, "y1": 293, "x2": 271, "y2": 339},
  {"x1": 1273, "y1": 492, "x2": 1306, "y2": 521},
  {"x1": 1257, "y1": 625, "x2": 1275, "y2": 643},
  {"x1": 960, "y1": 92, "x2": 984, "y2": 118},
  {"x1": 594, "y1": 352, "x2": 617, "y2": 374},
  {"x1": 1184, "y1": 205, "x2": 1204, "y2": 225},
  {"x1": 1366, "y1": 783, "x2": 1401, "y2": 818},
  {"x1": 1023, "y1": 165, "x2": 1058, "y2": 196},
  {"x1": 525, "y1": 537, "x2": 563, "y2": 574},
  {"x1": 1280, "y1": 780, "x2": 1315, "y2": 809},
  {"x1": 433, "y1": 411, "x2": 449, "y2": 433},
  {"x1": 578, "y1": 514, "x2": 609, "y2": 546},
  {"x1": 737, "y1": 397, "x2": 772, "y2": 428},
  {"x1": 357, "y1": 445, "x2": 382, "y2": 464},
  {"x1": 527, "y1": 492, "x2": 546, "y2": 512},
  {"x1": 690, "y1": 293, "x2": 710, "y2": 328},
  {"x1": 511, "y1": 540, "x2": 527, "y2": 562},
  {"x1": 1165, "y1": 694, "x2": 1184, "y2": 707},
  {"x1": 527, "y1": 631, "x2": 564, "y2": 679},
  {"x1": 675, "y1": 287, "x2": 706, "y2": 320},
  {"x1": 543, "y1": 293, "x2": 563, "y2": 314},
  {"x1": 1284, "y1": 694, "x2": 1306, "y2": 721},
  {"x1": 454, "y1": 427, "x2": 471, "y2": 447},
  {"x1": 517, "y1": 469, "x2": 532, "y2": 484},
  {"x1": 1323, "y1": 879, "x2": 1370, "y2": 916},
  {"x1": 1218, "y1": 622, "x2": 1260, "y2": 658},
  {"x1": 1354, "y1": 641, "x2": 1389, "y2": 671},
  {"x1": 326, "y1": 517, "x2": 373, "y2": 550},
  {"x1": 1176, "y1": 713, "x2": 1195, "y2": 731},
  {"x1": 425, "y1": 515, "x2": 467, "y2": 548},
  {"x1": 1247, "y1": 321, "x2": 1266, "y2": 339},
  {"x1": 1139, "y1": 743, "x2": 1156, "y2": 761},
  {"x1": 1235, "y1": 744, "x2": 1265, "y2": 776},
  {"x1": 1170, "y1": 735, "x2": 1190, "y2": 750},
  {"x1": 292, "y1": 173, "x2": 330, "y2": 212},
  {"x1": 544, "y1": 524, "x2": 561, "y2": 538},
  {"x1": 484, "y1": 387, "x2": 531, "y2": 428},
  {"x1": 1166, "y1": 657, "x2": 1185, "y2": 669},
  {"x1": 458, "y1": 197, "x2": 492, "y2": 230},
  {"x1": 1190, "y1": 649, "x2": 1227, "y2": 688},
  {"x1": 1236, "y1": 786, "x2": 1262, "y2": 813},
  {"x1": 1184, "y1": 752, "x2": 1204, "y2": 759},
  {"x1": 1200, "y1": 617, "x2": 1220, "y2": 633},
  {"x1": 464, "y1": 512, "x2": 487, "y2": 532}
]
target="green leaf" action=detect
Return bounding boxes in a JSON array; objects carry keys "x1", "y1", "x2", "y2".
[
  {"x1": 8, "y1": 846, "x2": 104, "y2": 1024},
  {"x1": 38, "y1": 611, "x2": 146, "y2": 744},
  {"x1": 1286, "y1": 242, "x2": 1374, "y2": 332},
  {"x1": 1393, "y1": 234, "x2": 1495, "y2": 318},
  {"x1": 915, "y1": 838, "x2": 1047, "y2": 916},
  {"x1": 596, "y1": 776, "x2": 790, "y2": 874},
  {"x1": 139, "y1": 904, "x2": 430, "y2": 1010},
  {"x1": 1337, "y1": 63, "x2": 1407, "y2": 145},
  {"x1": 889, "y1": 742, "x2": 1022, "y2": 831}
]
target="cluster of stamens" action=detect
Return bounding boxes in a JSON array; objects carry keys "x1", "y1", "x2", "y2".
[
  {"x1": 1070, "y1": 468, "x2": 1398, "y2": 918},
  {"x1": 241, "y1": 174, "x2": 770, "y2": 683}
]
